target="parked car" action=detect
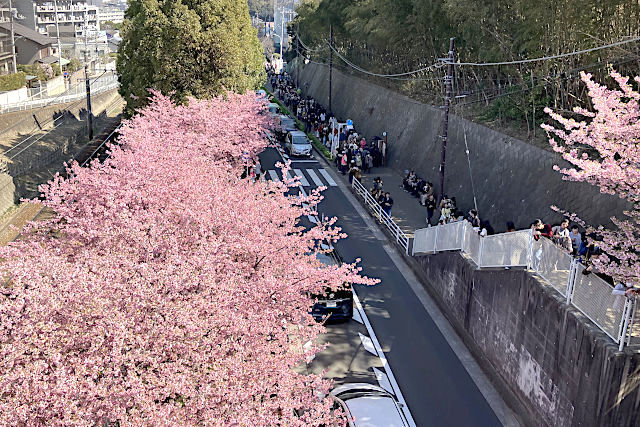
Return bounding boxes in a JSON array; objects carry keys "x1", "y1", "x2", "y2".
[
  {"x1": 285, "y1": 130, "x2": 312, "y2": 157},
  {"x1": 311, "y1": 244, "x2": 352, "y2": 322},
  {"x1": 268, "y1": 102, "x2": 280, "y2": 116},
  {"x1": 330, "y1": 383, "x2": 409, "y2": 426},
  {"x1": 277, "y1": 114, "x2": 298, "y2": 138}
]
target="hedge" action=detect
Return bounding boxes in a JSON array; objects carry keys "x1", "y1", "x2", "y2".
[
  {"x1": 0, "y1": 72, "x2": 27, "y2": 92},
  {"x1": 263, "y1": 87, "x2": 334, "y2": 160}
]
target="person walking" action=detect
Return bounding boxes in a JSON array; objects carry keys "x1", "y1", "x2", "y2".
[
  {"x1": 348, "y1": 161, "x2": 358, "y2": 184},
  {"x1": 381, "y1": 192, "x2": 394, "y2": 218}
]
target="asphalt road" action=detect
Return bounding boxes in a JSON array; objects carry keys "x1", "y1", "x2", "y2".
[{"x1": 259, "y1": 143, "x2": 502, "y2": 427}]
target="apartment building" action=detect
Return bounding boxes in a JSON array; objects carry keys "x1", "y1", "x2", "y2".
[
  {"x1": 14, "y1": 1, "x2": 106, "y2": 64},
  {"x1": 98, "y1": 8, "x2": 124, "y2": 24},
  {"x1": 16, "y1": 1, "x2": 100, "y2": 39}
]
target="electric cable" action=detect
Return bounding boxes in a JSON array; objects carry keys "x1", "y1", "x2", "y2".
[
  {"x1": 327, "y1": 42, "x2": 444, "y2": 78},
  {"x1": 447, "y1": 36, "x2": 640, "y2": 67}
]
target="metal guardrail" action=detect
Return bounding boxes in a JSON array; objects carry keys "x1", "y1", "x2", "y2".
[
  {"x1": 0, "y1": 77, "x2": 119, "y2": 114},
  {"x1": 351, "y1": 177, "x2": 410, "y2": 254},
  {"x1": 413, "y1": 221, "x2": 639, "y2": 350}
]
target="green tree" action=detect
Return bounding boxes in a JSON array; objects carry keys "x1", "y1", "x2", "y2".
[{"x1": 118, "y1": 0, "x2": 265, "y2": 114}]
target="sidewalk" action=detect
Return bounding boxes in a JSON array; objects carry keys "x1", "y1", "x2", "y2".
[{"x1": 319, "y1": 157, "x2": 427, "y2": 238}]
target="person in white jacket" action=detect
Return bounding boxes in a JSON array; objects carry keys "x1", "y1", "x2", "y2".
[{"x1": 612, "y1": 282, "x2": 635, "y2": 312}]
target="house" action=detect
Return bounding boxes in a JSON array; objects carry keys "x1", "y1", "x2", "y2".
[{"x1": 0, "y1": 21, "x2": 62, "y2": 67}]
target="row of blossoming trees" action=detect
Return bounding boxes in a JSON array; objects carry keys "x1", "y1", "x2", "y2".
[
  {"x1": 544, "y1": 70, "x2": 640, "y2": 288},
  {"x1": 0, "y1": 92, "x2": 374, "y2": 424}
]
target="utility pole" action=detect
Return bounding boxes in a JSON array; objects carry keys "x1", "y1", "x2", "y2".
[
  {"x1": 83, "y1": 4, "x2": 88, "y2": 65},
  {"x1": 438, "y1": 37, "x2": 455, "y2": 203},
  {"x1": 85, "y1": 64, "x2": 93, "y2": 140},
  {"x1": 295, "y1": 23, "x2": 299, "y2": 87},
  {"x1": 8, "y1": 0, "x2": 16, "y2": 73},
  {"x1": 328, "y1": 24, "x2": 333, "y2": 114},
  {"x1": 279, "y1": 6, "x2": 284, "y2": 57},
  {"x1": 53, "y1": 0, "x2": 63, "y2": 72}
]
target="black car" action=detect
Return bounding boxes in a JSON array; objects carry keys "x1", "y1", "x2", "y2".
[{"x1": 311, "y1": 246, "x2": 353, "y2": 322}]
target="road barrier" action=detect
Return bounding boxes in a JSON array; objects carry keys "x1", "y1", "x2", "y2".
[
  {"x1": 351, "y1": 177, "x2": 410, "y2": 255},
  {"x1": 413, "y1": 221, "x2": 639, "y2": 350}
]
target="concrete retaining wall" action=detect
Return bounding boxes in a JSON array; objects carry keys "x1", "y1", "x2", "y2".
[
  {"x1": 294, "y1": 63, "x2": 627, "y2": 230},
  {"x1": 413, "y1": 252, "x2": 640, "y2": 426}
]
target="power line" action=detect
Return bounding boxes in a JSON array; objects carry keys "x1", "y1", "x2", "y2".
[
  {"x1": 447, "y1": 36, "x2": 640, "y2": 67},
  {"x1": 327, "y1": 42, "x2": 444, "y2": 78},
  {"x1": 454, "y1": 54, "x2": 639, "y2": 108}
]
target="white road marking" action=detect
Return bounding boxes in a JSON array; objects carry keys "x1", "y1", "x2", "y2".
[
  {"x1": 306, "y1": 169, "x2": 325, "y2": 187},
  {"x1": 268, "y1": 170, "x2": 279, "y2": 182},
  {"x1": 318, "y1": 168, "x2": 337, "y2": 186},
  {"x1": 353, "y1": 289, "x2": 417, "y2": 427},
  {"x1": 290, "y1": 159, "x2": 319, "y2": 163},
  {"x1": 358, "y1": 332, "x2": 378, "y2": 356},
  {"x1": 294, "y1": 169, "x2": 310, "y2": 186},
  {"x1": 373, "y1": 367, "x2": 394, "y2": 395},
  {"x1": 298, "y1": 187, "x2": 317, "y2": 224},
  {"x1": 352, "y1": 304, "x2": 364, "y2": 324}
]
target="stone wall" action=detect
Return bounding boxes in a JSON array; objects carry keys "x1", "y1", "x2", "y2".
[
  {"x1": 293, "y1": 63, "x2": 627, "y2": 230},
  {"x1": 413, "y1": 252, "x2": 640, "y2": 426}
]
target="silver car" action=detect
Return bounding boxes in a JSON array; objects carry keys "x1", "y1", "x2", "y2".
[
  {"x1": 330, "y1": 383, "x2": 409, "y2": 426},
  {"x1": 286, "y1": 130, "x2": 312, "y2": 157}
]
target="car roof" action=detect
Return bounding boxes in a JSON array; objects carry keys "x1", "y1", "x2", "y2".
[
  {"x1": 289, "y1": 130, "x2": 307, "y2": 137},
  {"x1": 343, "y1": 396, "x2": 406, "y2": 427}
]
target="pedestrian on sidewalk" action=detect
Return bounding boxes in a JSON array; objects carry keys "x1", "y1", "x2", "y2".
[
  {"x1": 425, "y1": 194, "x2": 437, "y2": 226},
  {"x1": 349, "y1": 161, "x2": 358, "y2": 184},
  {"x1": 340, "y1": 152, "x2": 348, "y2": 175},
  {"x1": 365, "y1": 152, "x2": 373, "y2": 173},
  {"x1": 381, "y1": 192, "x2": 393, "y2": 218},
  {"x1": 371, "y1": 177, "x2": 383, "y2": 198}
]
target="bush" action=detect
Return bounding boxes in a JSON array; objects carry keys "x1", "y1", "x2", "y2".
[{"x1": 0, "y1": 72, "x2": 27, "y2": 92}]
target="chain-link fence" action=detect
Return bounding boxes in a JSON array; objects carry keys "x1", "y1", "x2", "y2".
[
  {"x1": 530, "y1": 237, "x2": 573, "y2": 297},
  {"x1": 571, "y1": 263, "x2": 626, "y2": 342}
]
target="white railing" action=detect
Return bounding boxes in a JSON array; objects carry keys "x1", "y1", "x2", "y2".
[
  {"x1": 351, "y1": 177, "x2": 410, "y2": 254},
  {"x1": 413, "y1": 221, "x2": 639, "y2": 349},
  {"x1": 1, "y1": 75, "x2": 119, "y2": 114}
]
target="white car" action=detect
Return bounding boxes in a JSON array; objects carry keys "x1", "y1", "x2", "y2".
[
  {"x1": 330, "y1": 383, "x2": 409, "y2": 427},
  {"x1": 285, "y1": 130, "x2": 312, "y2": 157}
]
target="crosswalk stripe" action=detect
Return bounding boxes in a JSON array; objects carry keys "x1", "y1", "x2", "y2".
[
  {"x1": 306, "y1": 169, "x2": 325, "y2": 187},
  {"x1": 294, "y1": 169, "x2": 310, "y2": 186},
  {"x1": 268, "y1": 170, "x2": 279, "y2": 182},
  {"x1": 318, "y1": 168, "x2": 337, "y2": 186},
  {"x1": 299, "y1": 187, "x2": 318, "y2": 224}
]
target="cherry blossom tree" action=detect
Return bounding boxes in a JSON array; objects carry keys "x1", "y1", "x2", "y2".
[
  {"x1": 542, "y1": 70, "x2": 640, "y2": 285},
  {"x1": 0, "y1": 92, "x2": 374, "y2": 425}
]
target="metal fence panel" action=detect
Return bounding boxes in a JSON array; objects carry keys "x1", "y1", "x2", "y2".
[
  {"x1": 435, "y1": 221, "x2": 464, "y2": 251},
  {"x1": 462, "y1": 223, "x2": 481, "y2": 265},
  {"x1": 628, "y1": 301, "x2": 640, "y2": 346},
  {"x1": 413, "y1": 227, "x2": 437, "y2": 254},
  {"x1": 571, "y1": 263, "x2": 624, "y2": 342},
  {"x1": 531, "y1": 238, "x2": 572, "y2": 297},
  {"x1": 479, "y1": 230, "x2": 531, "y2": 268}
]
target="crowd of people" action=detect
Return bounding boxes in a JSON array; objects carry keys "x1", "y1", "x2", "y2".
[{"x1": 267, "y1": 67, "x2": 632, "y2": 302}]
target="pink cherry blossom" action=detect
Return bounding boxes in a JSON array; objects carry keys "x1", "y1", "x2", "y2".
[
  {"x1": 543, "y1": 70, "x2": 640, "y2": 285},
  {"x1": 0, "y1": 92, "x2": 375, "y2": 425}
]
